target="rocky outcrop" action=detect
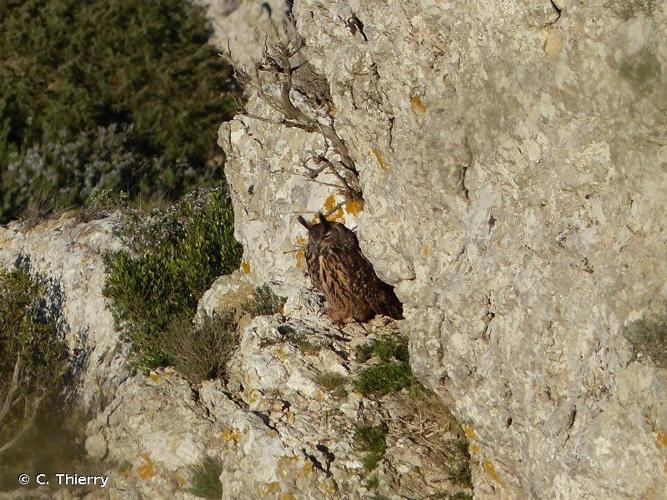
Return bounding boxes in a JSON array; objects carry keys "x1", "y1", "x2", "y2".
[
  {"x1": 0, "y1": 213, "x2": 129, "y2": 412},
  {"x1": 209, "y1": 0, "x2": 667, "y2": 498},
  {"x1": 1, "y1": 1, "x2": 664, "y2": 498},
  {"x1": 85, "y1": 302, "x2": 470, "y2": 499}
]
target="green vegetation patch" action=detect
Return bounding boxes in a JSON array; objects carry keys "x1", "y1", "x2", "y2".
[
  {"x1": 0, "y1": 0, "x2": 237, "y2": 222},
  {"x1": 355, "y1": 336, "x2": 421, "y2": 397},
  {"x1": 104, "y1": 188, "x2": 242, "y2": 371},
  {"x1": 277, "y1": 325, "x2": 320, "y2": 355},
  {"x1": 315, "y1": 371, "x2": 348, "y2": 398},
  {"x1": 354, "y1": 423, "x2": 388, "y2": 472},
  {"x1": 164, "y1": 313, "x2": 239, "y2": 384},
  {"x1": 243, "y1": 285, "x2": 287, "y2": 317},
  {"x1": 188, "y1": 455, "x2": 223, "y2": 499},
  {"x1": 619, "y1": 46, "x2": 661, "y2": 96},
  {"x1": 624, "y1": 313, "x2": 667, "y2": 368},
  {"x1": 366, "y1": 475, "x2": 379, "y2": 490}
]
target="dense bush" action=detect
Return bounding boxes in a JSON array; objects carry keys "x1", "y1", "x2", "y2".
[
  {"x1": 165, "y1": 312, "x2": 239, "y2": 384},
  {"x1": 2, "y1": 124, "x2": 184, "y2": 220},
  {"x1": 104, "y1": 188, "x2": 242, "y2": 371},
  {"x1": 0, "y1": 268, "x2": 68, "y2": 456},
  {"x1": 0, "y1": 0, "x2": 237, "y2": 222}
]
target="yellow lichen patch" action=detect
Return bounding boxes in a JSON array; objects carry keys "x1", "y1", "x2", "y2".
[
  {"x1": 329, "y1": 104, "x2": 337, "y2": 115},
  {"x1": 273, "y1": 346, "x2": 289, "y2": 362},
  {"x1": 280, "y1": 494, "x2": 297, "y2": 500},
  {"x1": 241, "y1": 259, "x2": 251, "y2": 274},
  {"x1": 410, "y1": 95, "x2": 427, "y2": 114},
  {"x1": 277, "y1": 456, "x2": 300, "y2": 479},
  {"x1": 344, "y1": 198, "x2": 364, "y2": 217},
  {"x1": 175, "y1": 474, "x2": 188, "y2": 488},
  {"x1": 301, "y1": 460, "x2": 313, "y2": 477},
  {"x1": 371, "y1": 148, "x2": 389, "y2": 170},
  {"x1": 543, "y1": 29, "x2": 564, "y2": 57},
  {"x1": 295, "y1": 250, "x2": 306, "y2": 270},
  {"x1": 463, "y1": 424, "x2": 477, "y2": 440},
  {"x1": 315, "y1": 389, "x2": 326, "y2": 402},
  {"x1": 470, "y1": 443, "x2": 481, "y2": 455},
  {"x1": 278, "y1": 455, "x2": 300, "y2": 468},
  {"x1": 137, "y1": 453, "x2": 157, "y2": 480},
  {"x1": 220, "y1": 426, "x2": 242, "y2": 444},
  {"x1": 247, "y1": 389, "x2": 260, "y2": 405},
  {"x1": 421, "y1": 245, "x2": 429, "y2": 257},
  {"x1": 258, "y1": 481, "x2": 281, "y2": 496},
  {"x1": 322, "y1": 194, "x2": 345, "y2": 222},
  {"x1": 320, "y1": 478, "x2": 337, "y2": 497},
  {"x1": 657, "y1": 431, "x2": 667, "y2": 447},
  {"x1": 148, "y1": 372, "x2": 161, "y2": 383},
  {"x1": 483, "y1": 459, "x2": 504, "y2": 485}
]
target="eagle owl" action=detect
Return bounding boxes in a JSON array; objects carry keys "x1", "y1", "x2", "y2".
[{"x1": 297, "y1": 213, "x2": 403, "y2": 323}]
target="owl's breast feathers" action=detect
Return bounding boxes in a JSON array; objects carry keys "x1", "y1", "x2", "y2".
[{"x1": 306, "y1": 244, "x2": 403, "y2": 321}]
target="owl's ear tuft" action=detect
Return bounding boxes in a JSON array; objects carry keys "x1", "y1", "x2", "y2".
[
  {"x1": 318, "y1": 212, "x2": 330, "y2": 228},
  {"x1": 297, "y1": 216, "x2": 311, "y2": 230}
]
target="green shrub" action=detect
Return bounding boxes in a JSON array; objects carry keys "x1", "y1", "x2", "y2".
[
  {"x1": 356, "y1": 362, "x2": 420, "y2": 397},
  {"x1": 0, "y1": 267, "x2": 68, "y2": 456},
  {"x1": 366, "y1": 475, "x2": 379, "y2": 490},
  {"x1": 164, "y1": 313, "x2": 239, "y2": 384},
  {"x1": 104, "y1": 188, "x2": 242, "y2": 371},
  {"x1": 315, "y1": 372, "x2": 348, "y2": 398},
  {"x1": 2, "y1": 124, "x2": 188, "y2": 222},
  {"x1": 354, "y1": 423, "x2": 388, "y2": 472},
  {"x1": 242, "y1": 286, "x2": 286, "y2": 317},
  {"x1": 188, "y1": 455, "x2": 223, "y2": 499},
  {"x1": 624, "y1": 314, "x2": 667, "y2": 368},
  {"x1": 450, "y1": 493, "x2": 473, "y2": 500},
  {"x1": 0, "y1": 0, "x2": 237, "y2": 222},
  {"x1": 355, "y1": 336, "x2": 421, "y2": 397},
  {"x1": 277, "y1": 325, "x2": 320, "y2": 355}
]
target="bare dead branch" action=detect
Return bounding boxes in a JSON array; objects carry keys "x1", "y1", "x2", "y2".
[
  {"x1": 0, "y1": 354, "x2": 46, "y2": 456},
  {"x1": 0, "y1": 354, "x2": 21, "y2": 425},
  {"x1": 234, "y1": 27, "x2": 364, "y2": 207}
]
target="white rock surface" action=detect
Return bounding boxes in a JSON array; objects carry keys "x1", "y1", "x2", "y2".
[
  {"x1": 85, "y1": 313, "x2": 470, "y2": 499},
  {"x1": 209, "y1": 0, "x2": 667, "y2": 497}
]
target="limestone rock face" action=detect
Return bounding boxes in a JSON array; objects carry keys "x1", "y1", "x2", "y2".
[
  {"x1": 0, "y1": 214, "x2": 128, "y2": 412},
  {"x1": 85, "y1": 312, "x2": 470, "y2": 499},
  {"x1": 212, "y1": 0, "x2": 667, "y2": 497}
]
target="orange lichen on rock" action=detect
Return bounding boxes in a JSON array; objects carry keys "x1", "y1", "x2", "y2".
[
  {"x1": 483, "y1": 459, "x2": 504, "y2": 485},
  {"x1": 295, "y1": 249, "x2": 305, "y2": 270},
  {"x1": 463, "y1": 425, "x2": 477, "y2": 440},
  {"x1": 258, "y1": 482, "x2": 281, "y2": 496},
  {"x1": 137, "y1": 452, "x2": 157, "y2": 480},
  {"x1": 322, "y1": 194, "x2": 345, "y2": 222},
  {"x1": 371, "y1": 148, "x2": 389, "y2": 170},
  {"x1": 241, "y1": 259, "x2": 251, "y2": 274},
  {"x1": 344, "y1": 198, "x2": 363, "y2": 217},
  {"x1": 220, "y1": 426, "x2": 242, "y2": 444},
  {"x1": 657, "y1": 431, "x2": 667, "y2": 447},
  {"x1": 410, "y1": 95, "x2": 427, "y2": 114}
]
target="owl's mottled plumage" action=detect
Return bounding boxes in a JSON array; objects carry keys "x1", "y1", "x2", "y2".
[{"x1": 297, "y1": 213, "x2": 403, "y2": 323}]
